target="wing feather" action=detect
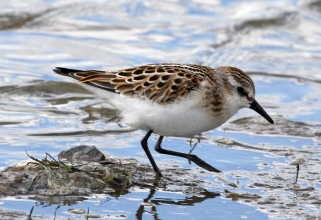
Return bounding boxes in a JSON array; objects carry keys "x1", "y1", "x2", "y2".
[{"x1": 53, "y1": 64, "x2": 211, "y2": 104}]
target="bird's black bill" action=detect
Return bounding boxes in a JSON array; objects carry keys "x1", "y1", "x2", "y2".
[{"x1": 249, "y1": 99, "x2": 274, "y2": 124}]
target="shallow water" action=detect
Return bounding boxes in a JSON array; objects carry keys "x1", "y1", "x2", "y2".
[{"x1": 1, "y1": 0, "x2": 321, "y2": 219}]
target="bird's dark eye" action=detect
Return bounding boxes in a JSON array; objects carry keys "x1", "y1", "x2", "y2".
[{"x1": 237, "y1": 87, "x2": 245, "y2": 95}]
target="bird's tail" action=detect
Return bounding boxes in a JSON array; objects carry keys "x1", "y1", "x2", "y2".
[{"x1": 53, "y1": 67, "x2": 85, "y2": 80}]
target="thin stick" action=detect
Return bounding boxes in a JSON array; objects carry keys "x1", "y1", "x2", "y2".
[{"x1": 294, "y1": 164, "x2": 299, "y2": 184}]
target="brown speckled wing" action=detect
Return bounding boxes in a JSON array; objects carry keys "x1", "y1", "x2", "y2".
[{"x1": 54, "y1": 64, "x2": 211, "y2": 104}]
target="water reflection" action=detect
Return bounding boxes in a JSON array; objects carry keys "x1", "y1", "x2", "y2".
[
  {"x1": 26, "y1": 183, "x2": 220, "y2": 219},
  {"x1": 136, "y1": 187, "x2": 220, "y2": 219}
]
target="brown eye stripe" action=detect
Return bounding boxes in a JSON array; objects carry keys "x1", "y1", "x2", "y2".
[{"x1": 224, "y1": 66, "x2": 255, "y2": 93}]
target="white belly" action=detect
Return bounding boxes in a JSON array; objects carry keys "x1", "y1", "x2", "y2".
[
  {"x1": 119, "y1": 93, "x2": 234, "y2": 137},
  {"x1": 81, "y1": 84, "x2": 236, "y2": 137}
]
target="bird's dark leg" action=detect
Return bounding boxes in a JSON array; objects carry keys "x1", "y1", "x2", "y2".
[
  {"x1": 154, "y1": 136, "x2": 221, "y2": 173},
  {"x1": 141, "y1": 130, "x2": 162, "y2": 176}
]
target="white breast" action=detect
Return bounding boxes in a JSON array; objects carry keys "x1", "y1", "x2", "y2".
[
  {"x1": 118, "y1": 91, "x2": 235, "y2": 137},
  {"x1": 81, "y1": 83, "x2": 237, "y2": 137}
]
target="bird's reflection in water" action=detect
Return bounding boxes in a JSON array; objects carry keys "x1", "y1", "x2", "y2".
[{"x1": 135, "y1": 177, "x2": 220, "y2": 220}]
